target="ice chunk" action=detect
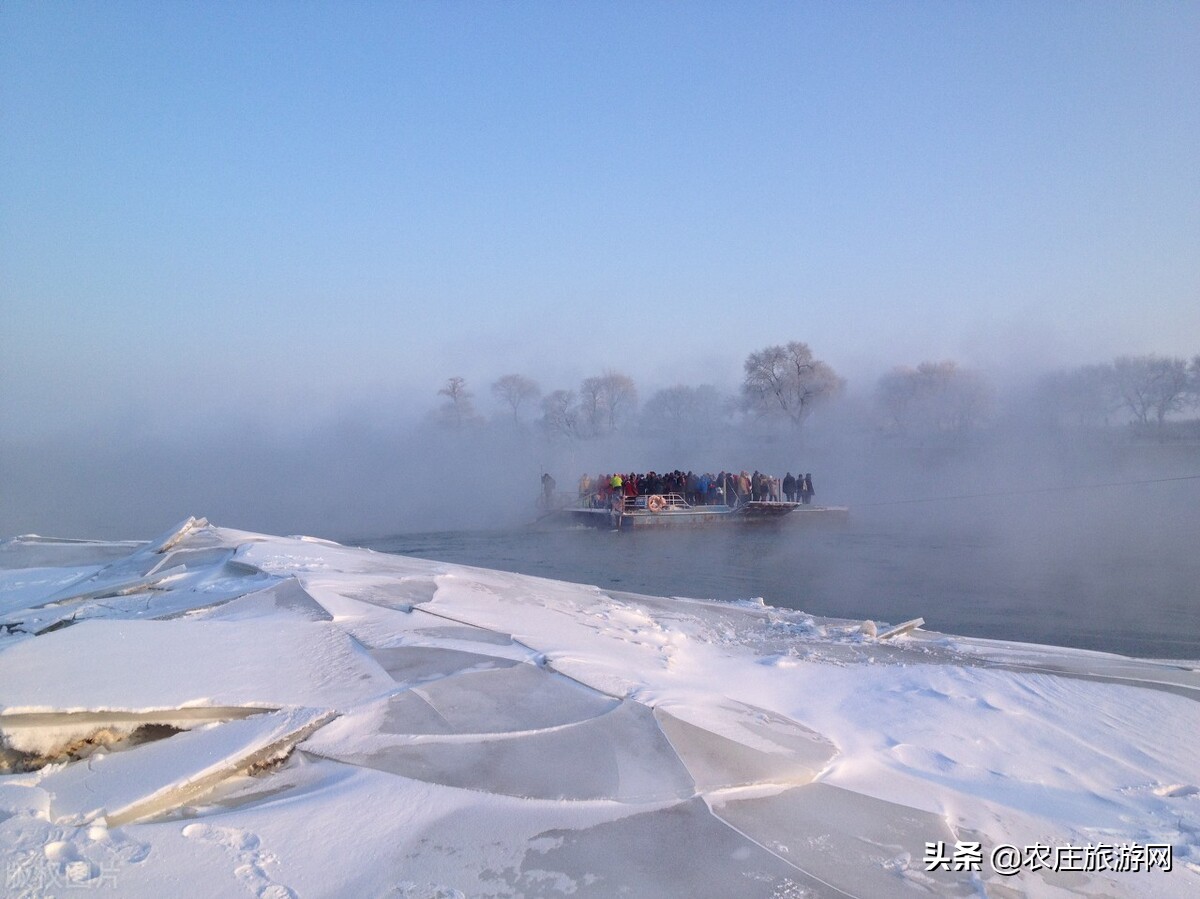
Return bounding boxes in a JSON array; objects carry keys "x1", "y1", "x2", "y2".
[
  {"x1": 377, "y1": 691, "x2": 454, "y2": 734},
  {"x1": 510, "y1": 797, "x2": 822, "y2": 897},
  {"x1": 38, "y1": 707, "x2": 332, "y2": 825},
  {"x1": 339, "y1": 576, "x2": 440, "y2": 609},
  {"x1": 412, "y1": 624, "x2": 515, "y2": 646},
  {"x1": 0, "y1": 535, "x2": 144, "y2": 569},
  {"x1": 0, "y1": 619, "x2": 395, "y2": 713},
  {"x1": 0, "y1": 707, "x2": 268, "y2": 758},
  {"x1": 711, "y1": 783, "x2": 976, "y2": 896},
  {"x1": 655, "y1": 706, "x2": 835, "y2": 791},
  {"x1": 292, "y1": 573, "x2": 443, "y2": 619},
  {"x1": 368, "y1": 646, "x2": 518, "y2": 684},
  {"x1": 0, "y1": 565, "x2": 106, "y2": 617},
  {"x1": 184, "y1": 577, "x2": 332, "y2": 622},
  {"x1": 878, "y1": 618, "x2": 925, "y2": 640},
  {"x1": 311, "y1": 699, "x2": 695, "y2": 802},
  {"x1": 347, "y1": 605, "x2": 533, "y2": 661},
  {"x1": 403, "y1": 663, "x2": 618, "y2": 734},
  {"x1": 4, "y1": 543, "x2": 279, "y2": 633},
  {"x1": 142, "y1": 516, "x2": 211, "y2": 554}
]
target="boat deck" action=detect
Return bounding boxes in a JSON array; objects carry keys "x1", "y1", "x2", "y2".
[{"x1": 546, "y1": 494, "x2": 847, "y2": 530}]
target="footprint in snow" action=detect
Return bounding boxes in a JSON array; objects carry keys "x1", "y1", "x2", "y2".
[{"x1": 182, "y1": 823, "x2": 296, "y2": 899}]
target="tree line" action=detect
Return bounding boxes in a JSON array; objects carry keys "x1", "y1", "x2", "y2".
[
  {"x1": 433, "y1": 345, "x2": 1200, "y2": 441},
  {"x1": 1034, "y1": 354, "x2": 1200, "y2": 432}
]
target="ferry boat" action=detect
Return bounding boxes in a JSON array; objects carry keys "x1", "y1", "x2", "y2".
[{"x1": 540, "y1": 492, "x2": 848, "y2": 531}]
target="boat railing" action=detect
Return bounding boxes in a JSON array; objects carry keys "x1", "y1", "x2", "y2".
[
  {"x1": 566, "y1": 490, "x2": 747, "y2": 513},
  {"x1": 620, "y1": 493, "x2": 707, "y2": 513}
]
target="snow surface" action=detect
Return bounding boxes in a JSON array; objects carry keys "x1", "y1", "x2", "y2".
[{"x1": 1, "y1": 518, "x2": 1197, "y2": 897}]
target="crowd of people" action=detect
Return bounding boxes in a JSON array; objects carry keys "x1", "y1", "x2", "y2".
[{"x1": 574, "y1": 470, "x2": 815, "y2": 508}]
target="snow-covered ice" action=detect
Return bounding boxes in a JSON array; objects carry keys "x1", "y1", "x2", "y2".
[{"x1": 1, "y1": 518, "x2": 1197, "y2": 897}]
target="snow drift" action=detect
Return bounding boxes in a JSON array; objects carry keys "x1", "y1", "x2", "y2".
[{"x1": 1, "y1": 518, "x2": 1196, "y2": 897}]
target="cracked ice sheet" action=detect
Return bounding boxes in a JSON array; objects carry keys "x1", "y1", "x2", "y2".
[
  {"x1": 37, "y1": 707, "x2": 333, "y2": 826},
  {"x1": 0, "y1": 566, "x2": 108, "y2": 618},
  {"x1": 182, "y1": 577, "x2": 332, "y2": 623},
  {"x1": 917, "y1": 631, "x2": 1200, "y2": 699},
  {"x1": 40, "y1": 756, "x2": 827, "y2": 899},
  {"x1": 688, "y1": 656, "x2": 1200, "y2": 893},
  {"x1": 0, "y1": 618, "x2": 395, "y2": 713},
  {"x1": 295, "y1": 575, "x2": 537, "y2": 660},
  {"x1": 361, "y1": 565, "x2": 1200, "y2": 891},
  {"x1": 3, "y1": 524, "x2": 1200, "y2": 896},
  {"x1": 0, "y1": 535, "x2": 144, "y2": 570},
  {"x1": 239, "y1": 533, "x2": 1200, "y2": 884},
  {"x1": 307, "y1": 697, "x2": 695, "y2": 802},
  {"x1": 0, "y1": 543, "x2": 282, "y2": 634}
]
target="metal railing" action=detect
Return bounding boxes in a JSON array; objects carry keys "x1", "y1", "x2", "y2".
[
  {"x1": 558, "y1": 488, "x2": 748, "y2": 513},
  {"x1": 619, "y1": 492, "x2": 739, "y2": 513}
]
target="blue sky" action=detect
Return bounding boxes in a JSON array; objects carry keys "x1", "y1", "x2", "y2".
[{"x1": 3, "y1": 1, "x2": 1198, "y2": 436}]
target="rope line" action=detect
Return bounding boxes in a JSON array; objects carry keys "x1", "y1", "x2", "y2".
[{"x1": 859, "y1": 474, "x2": 1200, "y2": 507}]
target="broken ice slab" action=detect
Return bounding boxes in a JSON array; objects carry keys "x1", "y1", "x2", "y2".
[
  {"x1": 511, "y1": 796, "x2": 830, "y2": 898},
  {"x1": 36, "y1": 546, "x2": 239, "y2": 606},
  {"x1": 330, "y1": 575, "x2": 440, "y2": 609},
  {"x1": 179, "y1": 576, "x2": 332, "y2": 622},
  {"x1": 301, "y1": 663, "x2": 622, "y2": 768},
  {"x1": 299, "y1": 577, "x2": 426, "y2": 617},
  {"x1": 142, "y1": 516, "x2": 212, "y2": 554},
  {"x1": 0, "y1": 565, "x2": 108, "y2": 619},
  {"x1": 0, "y1": 535, "x2": 145, "y2": 570},
  {"x1": 0, "y1": 619, "x2": 396, "y2": 713},
  {"x1": 411, "y1": 624, "x2": 515, "y2": 646},
  {"x1": 346, "y1": 603, "x2": 532, "y2": 661},
  {"x1": 934, "y1": 637, "x2": 1200, "y2": 701},
  {"x1": 710, "y1": 783, "x2": 977, "y2": 896},
  {"x1": 0, "y1": 707, "x2": 269, "y2": 758},
  {"x1": 368, "y1": 646, "x2": 519, "y2": 684},
  {"x1": 38, "y1": 707, "x2": 333, "y2": 826},
  {"x1": 308, "y1": 699, "x2": 695, "y2": 802},
  {"x1": 3, "y1": 545, "x2": 282, "y2": 634},
  {"x1": 20, "y1": 519, "x2": 218, "y2": 611},
  {"x1": 360, "y1": 603, "x2": 517, "y2": 648},
  {"x1": 374, "y1": 691, "x2": 455, "y2": 734},
  {"x1": 878, "y1": 617, "x2": 925, "y2": 640},
  {"x1": 655, "y1": 701, "x2": 836, "y2": 791},
  {"x1": 393, "y1": 663, "x2": 618, "y2": 734},
  {"x1": 293, "y1": 571, "x2": 553, "y2": 658}
]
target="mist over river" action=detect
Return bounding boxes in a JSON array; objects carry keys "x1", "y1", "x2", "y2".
[{"x1": 357, "y1": 479, "x2": 1200, "y2": 659}]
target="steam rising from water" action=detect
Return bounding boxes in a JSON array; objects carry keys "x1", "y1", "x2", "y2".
[{"x1": 2, "y1": 390, "x2": 1196, "y2": 656}]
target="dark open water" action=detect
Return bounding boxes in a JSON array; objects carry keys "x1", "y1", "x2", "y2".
[{"x1": 356, "y1": 489, "x2": 1200, "y2": 660}]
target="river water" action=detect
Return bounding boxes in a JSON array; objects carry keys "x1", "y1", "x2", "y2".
[{"x1": 356, "y1": 486, "x2": 1200, "y2": 660}]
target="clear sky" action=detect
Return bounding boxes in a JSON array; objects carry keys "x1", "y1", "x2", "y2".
[{"x1": 2, "y1": 1, "x2": 1198, "y2": 438}]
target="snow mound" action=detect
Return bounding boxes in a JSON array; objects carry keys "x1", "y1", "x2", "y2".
[{"x1": 1, "y1": 521, "x2": 1197, "y2": 897}]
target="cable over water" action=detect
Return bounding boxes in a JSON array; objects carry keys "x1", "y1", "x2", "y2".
[{"x1": 858, "y1": 474, "x2": 1200, "y2": 508}]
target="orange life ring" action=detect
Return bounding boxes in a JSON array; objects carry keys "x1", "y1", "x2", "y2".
[{"x1": 647, "y1": 494, "x2": 666, "y2": 512}]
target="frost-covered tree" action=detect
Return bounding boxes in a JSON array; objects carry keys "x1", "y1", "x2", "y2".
[
  {"x1": 875, "y1": 361, "x2": 993, "y2": 436},
  {"x1": 578, "y1": 370, "x2": 639, "y2": 436},
  {"x1": 640, "y1": 384, "x2": 728, "y2": 438},
  {"x1": 1111, "y1": 355, "x2": 1191, "y2": 428},
  {"x1": 491, "y1": 374, "x2": 541, "y2": 424},
  {"x1": 436, "y1": 376, "x2": 479, "y2": 429},
  {"x1": 1033, "y1": 365, "x2": 1117, "y2": 429},
  {"x1": 539, "y1": 389, "x2": 579, "y2": 440},
  {"x1": 741, "y1": 342, "x2": 844, "y2": 427}
]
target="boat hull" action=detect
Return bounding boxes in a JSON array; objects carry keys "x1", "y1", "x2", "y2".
[{"x1": 551, "y1": 502, "x2": 848, "y2": 530}]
